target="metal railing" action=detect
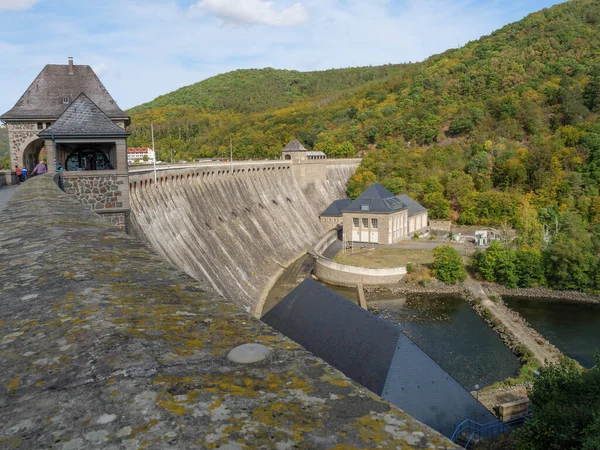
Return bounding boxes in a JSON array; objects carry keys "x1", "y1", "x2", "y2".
[{"x1": 451, "y1": 412, "x2": 531, "y2": 447}]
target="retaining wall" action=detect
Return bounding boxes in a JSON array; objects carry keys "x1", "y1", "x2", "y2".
[
  {"x1": 311, "y1": 229, "x2": 407, "y2": 287},
  {"x1": 129, "y1": 159, "x2": 360, "y2": 312},
  {"x1": 0, "y1": 170, "x2": 16, "y2": 187}
]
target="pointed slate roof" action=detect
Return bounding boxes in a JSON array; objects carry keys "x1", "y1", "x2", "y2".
[
  {"x1": 282, "y1": 139, "x2": 308, "y2": 152},
  {"x1": 37, "y1": 94, "x2": 130, "y2": 138},
  {"x1": 262, "y1": 278, "x2": 497, "y2": 438},
  {"x1": 1, "y1": 64, "x2": 129, "y2": 120},
  {"x1": 320, "y1": 198, "x2": 352, "y2": 217},
  {"x1": 396, "y1": 194, "x2": 428, "y2": 217},
  {"x1": 343, "y1": 182, "x2": 408, "y2": 214}
]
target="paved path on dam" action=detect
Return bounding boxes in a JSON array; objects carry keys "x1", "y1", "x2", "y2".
[
  {"x1": 0, "y1": 185, "x2": 17, "y2": 212},
  {"x1": 465, "y1": 277, "x2": 561, "y2": 365},
  {"x1": 0, "y1": 175, "x2": 457, "y2": 449}
]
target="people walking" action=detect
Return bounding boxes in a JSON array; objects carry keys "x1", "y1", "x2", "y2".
[
  {"x1": 31, "y1": 161, "x2": 48, "y2": 176},
  {"x1": 14, "y1": 165, "x2": 22, "y2": 184}
]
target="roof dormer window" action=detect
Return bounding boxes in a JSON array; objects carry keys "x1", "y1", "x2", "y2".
[
  {"x1": 63, "y1": 96, "x2": 69, "y2": 104},
  {"x1": 361, "y1": 204, "x2": 370, "y2": 211}
]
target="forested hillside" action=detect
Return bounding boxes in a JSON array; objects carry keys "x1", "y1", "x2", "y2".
[
  {"x1": 129, "y1": 0, "x2": 600, "y2": 290},
  {"x1": 0, "y1": 126, "x2": 9, "y2": 169},
  {"x1": 130, "y1": 65, "x2": 412, "y2": 114}
]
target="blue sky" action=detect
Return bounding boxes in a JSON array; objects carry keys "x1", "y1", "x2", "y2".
[{"x1": 0, "y1": 0, "x2": 564, "y2": 114}]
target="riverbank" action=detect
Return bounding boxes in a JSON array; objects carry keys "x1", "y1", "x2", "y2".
[
  {"x1": 483, "y1": 283, "x2": 600, "y2": 304},
  {"x1": 365, "y1": 280, "x2": 600, "y2": 304}
]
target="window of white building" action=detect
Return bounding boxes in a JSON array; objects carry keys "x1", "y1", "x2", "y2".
[
  {"x1": 353, "y1": 218, "x2": 359, "y2": 227},
  {"x1": 372, "y1": 219, "x2": 378, "y2": 228}
]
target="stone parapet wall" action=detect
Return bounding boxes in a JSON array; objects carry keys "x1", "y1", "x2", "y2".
[
  {"x1": 98, "y1": 210, "x2": 129, "y2": 232},
  {"x1": 63, "y1": 174, "x2": 129, "y2": 211},
  {"x1": 0, "y1": 170, "x2": 17, "y2": 187},
  {"x1": 0, "y1": 174, "x2": 455, "y2": 449}
]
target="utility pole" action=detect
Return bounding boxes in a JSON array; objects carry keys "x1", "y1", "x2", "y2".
[
  {"x1": 151, "y1": 124, "x2": 157, "y2": 189},
  {"x1": 230, "y1": 136, "x2": 233, "y2": 172}
]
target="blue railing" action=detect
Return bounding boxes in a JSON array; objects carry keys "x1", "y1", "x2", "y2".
[{"x1": 451, "y1": 412, "x2": 531, "y2": 447}]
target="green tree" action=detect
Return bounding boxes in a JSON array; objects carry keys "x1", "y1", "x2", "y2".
[
  {"x1": 347, "y1": 169, "x2": 377, "y2": 199},
  {"x1": 335, "y1": 141, "x2": 356, "y2": 158},
  {"x1": 431, "y1": 245, "x2": 467, "y2": 284},
  {"x1": 445, "y1": 170, "x2": 475, "y2": 204},
  {"x1": 515, "y1": 196, "x2": 544, "y2": 249},
  {"x1": 448, "y1": 116, "x2": 474, "y2": 136},
  {"x1": 424, "y1": 176, "x2": 444, "y2": 195},
  {"x1": 584, "y1": 66, "x2": 600, "y2": 113},
  {"x1": 515, "y1": 247, "x2": 545, "y2": 288},
  {"x1": 543, "y1": 212, "x2": 597, "y2": 290},
  {"x1": 473, "y1": 241, "x2": 518, "y2": 287},
  {"x1": 517, "y1": 357, "x2": 600, "y2": 450},
  {"x1": 559, "y1": 77, "x2": 589, "y2": 126},
  {"x1": 422, "y1": 192, "x2": 450, "y2": 220},
  {"x1": 381, "y1": 177, "x2": 405, "y2": 195}
]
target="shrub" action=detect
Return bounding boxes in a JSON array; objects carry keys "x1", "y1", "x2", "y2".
[{"x1": 431, "y1": 245, "x2": 467, "y2": 284}]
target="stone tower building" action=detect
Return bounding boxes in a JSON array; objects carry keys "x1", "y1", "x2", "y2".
[{"x1": 1, "y1": 58, "x2": 131, "y2": 230}]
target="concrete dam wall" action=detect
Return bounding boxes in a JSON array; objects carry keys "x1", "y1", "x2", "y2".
[{"x1": 129, "y1": 160, "x2": 360, "y2": 312}]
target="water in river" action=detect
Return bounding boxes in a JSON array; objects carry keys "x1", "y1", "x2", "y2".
[
  {"x1": 370, "y1": 294, "x2": 521, "y2": 389},
  {"x1": 503, "y1": 296, "x2": 600, "y2": 368},
  {"x1": 263, "y1": 253, "x2": 520, "y2": 389}
]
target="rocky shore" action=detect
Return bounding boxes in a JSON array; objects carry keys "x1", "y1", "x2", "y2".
[
  {"x1": 483, "y1": 283, "x2": 600, "y2": 304},
  {"x1": 364, "y1": 279, "x2": 467, "y2": 299},
  {"x1": 365, "y1": 279, "x2": 600, "y2": 304}
]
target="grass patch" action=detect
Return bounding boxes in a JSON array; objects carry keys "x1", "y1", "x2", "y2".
[
  {"x1": 403, "y1": 266, "x2": 432, "y2": 285},
  {"x1": 484, "y1": 345, "x2": 542, "y2": 391},
  {"x1": 334, "y1": 247, "x2": 434, "y2": 269}
]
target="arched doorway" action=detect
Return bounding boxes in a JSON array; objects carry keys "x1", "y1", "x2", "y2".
[
  {"x1": 284, "y1": 154, "x2": 291, "y2": 160},
  {"x1": 22, "y1": 139, "x2": 45, "y2": 172}
]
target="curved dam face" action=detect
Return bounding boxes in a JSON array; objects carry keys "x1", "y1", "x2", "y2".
[{"x1": 129, "y1": 160, "x2": 359, "y2": 312}]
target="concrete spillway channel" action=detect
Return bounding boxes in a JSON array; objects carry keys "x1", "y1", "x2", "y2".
[{"x1": 128, "y1": 160, "x2": 360, "y2": 314}]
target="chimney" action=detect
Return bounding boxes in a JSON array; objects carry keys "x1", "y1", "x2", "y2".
[{"x1": 68, "y1": 57, "x2": 74, "y2": 75}]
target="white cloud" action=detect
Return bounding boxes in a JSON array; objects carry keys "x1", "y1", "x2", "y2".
[
  {"x1": 0, "y1": 0, "x2": 39, "y2": 10},
  {"x1": 195, "y1": 0, "x2": 309, "y2": 26},
  {"x1": 93, "y1": 63, "x2": 108, "y2": 78},
  {"x1": 0, "y1": 0, "x2": 565, "y2": 114}
]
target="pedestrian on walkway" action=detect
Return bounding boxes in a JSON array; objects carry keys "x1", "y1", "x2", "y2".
[
  {"x1": 32, "y1": 161, "x2": 47, "y2": 176},
  {"x1": 21, "y1": 166, "x2": 28, "y2": 181},
  {"x1": 14, "y1": 165, "x2": 22, "y2": 184}
]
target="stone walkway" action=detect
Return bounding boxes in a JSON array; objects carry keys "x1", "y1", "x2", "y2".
[
  {"x1": 465, "y1": 277, "x2": 561, "y2": 365},
  {"x1": 0, "y1": 185, "x2": 17, "y2": 212},
  {"x1": 0, "y1": 175, "x2": 456, "y2": 449}
]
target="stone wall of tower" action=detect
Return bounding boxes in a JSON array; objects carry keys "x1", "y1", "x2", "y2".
[{"x1": 6, "y1": 121, "x2": 40, "y2": 168}]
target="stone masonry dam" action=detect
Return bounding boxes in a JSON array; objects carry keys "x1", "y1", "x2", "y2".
[
  {"x1": 128, "y1": 159, "x2": 360, "y2": 314},
  {"x1": 0, "y1": 175, "x2": 456, "y2": 448}
]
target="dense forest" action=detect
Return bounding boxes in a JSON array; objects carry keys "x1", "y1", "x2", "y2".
[
  {"x1": 0, "y1": 126, "x2": 9, "y2": 169},
  {"x1": 128, "y1": 0, "x2": 600, "y2": 291}
]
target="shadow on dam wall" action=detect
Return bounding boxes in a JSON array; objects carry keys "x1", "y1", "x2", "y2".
[{"x1": 128, "y1": 160, "x2": 360, "y2": 313}]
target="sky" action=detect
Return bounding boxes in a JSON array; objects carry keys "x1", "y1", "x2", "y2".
[{"x1": 0, "y1": 0, "x2": 565, "y2": 114}]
